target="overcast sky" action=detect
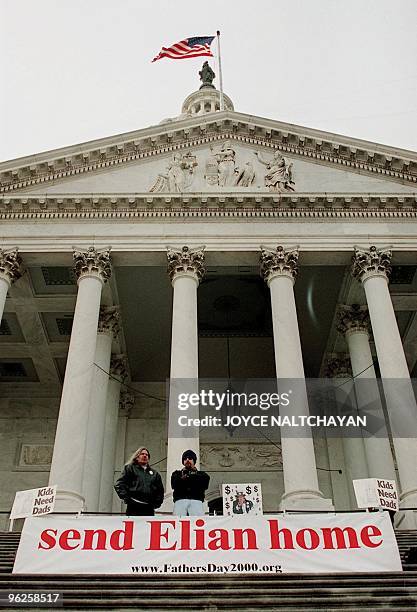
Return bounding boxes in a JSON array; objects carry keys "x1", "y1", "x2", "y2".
[{"x1": 1, "y1": 0, "x2": 416, "y2": 162}]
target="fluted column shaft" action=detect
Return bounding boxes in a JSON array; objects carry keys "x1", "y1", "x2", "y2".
[
  {"x1": 99, "y1": 356, "x2": 126, "y2": 512},
  {"x1": 0, "y1": 248, "x2": 22, "y2": 322},
  {"x1": 49, "y1": 247, "x2": 111, "y2": 511},
  {"x1": 112, "y1": 393, "x2": 134, "y2": 512},
  {"x1": 82, "y1": 306, "x2": 120, "y2": 511},
  {"x1": 324, "y1": 356, "x2": 368, "y2": 509},
  {"x1": 165, "y1": 246, "x2": 205, "y2": 502},
  {"x1": 338, "y1": 305, "x2": 396, "y2": 481},
  {"x1": 261, "y1": 246, "x2": 332, "y2": 510},
  {"x1": 353, "y1": 246, "x2": 417, "y2": 526}
]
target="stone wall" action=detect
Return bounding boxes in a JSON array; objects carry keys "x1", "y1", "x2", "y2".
[{"x1": 0, "y1": 397, "x2": 59, "y2": 530}]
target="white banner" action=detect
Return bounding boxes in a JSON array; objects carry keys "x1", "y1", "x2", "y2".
[{"x1": 13, "y1": 513, "x2": 401, "y2": 575}]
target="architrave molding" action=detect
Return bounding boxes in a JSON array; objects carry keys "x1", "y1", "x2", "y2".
[{"x1": 0, "y1": 193, "x2": 416, "y2": 217}]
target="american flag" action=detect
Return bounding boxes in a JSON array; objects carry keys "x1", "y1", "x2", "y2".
[{"x1": 152, "y1": 36, "x2": 215, "y2": 62}]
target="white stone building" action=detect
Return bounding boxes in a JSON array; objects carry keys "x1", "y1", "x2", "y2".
[{"x1": 0, "y1": 73, "x2": 416, "y2": 528}]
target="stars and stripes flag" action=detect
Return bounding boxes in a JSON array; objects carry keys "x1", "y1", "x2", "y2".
[{"x1": 152, "y1": 36, "x2": 215, "y2": 62}]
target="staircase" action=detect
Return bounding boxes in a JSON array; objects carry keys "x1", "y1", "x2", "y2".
[{"x1": 1, "y1": 531, "x2": 417, "y2": 610}]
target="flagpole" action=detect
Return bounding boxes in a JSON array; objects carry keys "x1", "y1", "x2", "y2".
[{"x1": 216, "y1": 30, "x2": 225, "y2": 111}]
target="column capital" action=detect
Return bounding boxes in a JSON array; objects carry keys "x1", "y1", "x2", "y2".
[
  {"x1": 323, "y1": 354, "x2": 352, "y2": 379},
  {"x1": 72, "y1": 246, "x2": 112, "y2": 284},
  {"x1": 0, "y1": 247, "x2": 23, "y2": 286},
  {"x1": 260, "y1": 245, "x2": 299, "y2": 284},
  {"x1": 337, "y1": 304, "x2": 371, "y2": 337},
  {"x1": 98, "y1": 305, "x2": 120, "y2": 338},
  {"x1": 110, "y1": 353, "x2": 128, "y2": 382},
  {"x1": 119, "y1": 391, "x2": 134, "y2": 417},
  {"x1": 352, "y1": 245, "x2": 392, "y2": 283},
  {"x1": 167, "y1": 245, "x2": 205, "y2": 283}
]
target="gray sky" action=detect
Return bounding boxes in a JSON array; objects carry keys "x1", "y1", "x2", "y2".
[{"x1": 1, "y1": 0, "x2": 416, "y2": 162}]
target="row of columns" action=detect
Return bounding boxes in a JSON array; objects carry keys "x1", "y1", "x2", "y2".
[
  {"x1": 0, "y1": 247, "x2": 127, "y2": 512},
  {"x1": 0, "y1": 245, "x2": 416, "y2": 525},
  {"x1": 163, "y1": 244, "x2": 417, "y2": 525}
]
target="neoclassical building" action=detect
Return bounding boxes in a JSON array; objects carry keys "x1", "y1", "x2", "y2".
[{"x1": 0, "y1": 71, "x2": 416, "y2": 527}]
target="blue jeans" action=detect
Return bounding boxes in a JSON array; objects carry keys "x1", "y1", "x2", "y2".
[{"x1": 173, "y1": 499, "x2": 204, "y2": 516}]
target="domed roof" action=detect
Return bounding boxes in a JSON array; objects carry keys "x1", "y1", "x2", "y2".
[{"x1": 159, "y1": 62, "x2": 234, "y2": 124}]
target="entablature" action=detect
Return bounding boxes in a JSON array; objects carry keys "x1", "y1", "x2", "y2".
[{"x1": 0, "y1": 192, "x2": 416, "y2": 219}]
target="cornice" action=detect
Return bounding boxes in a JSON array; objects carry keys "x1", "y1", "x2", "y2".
[
  {"x1": 0, "y1": 193, "x2": 416, "y2": 220},
  {"x1": 1, "y1": 114, "x2": 416, "y2": 192}
]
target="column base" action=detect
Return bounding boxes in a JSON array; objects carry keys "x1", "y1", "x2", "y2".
[
  {"x1": 279, "y1": 489, "x2": 334, "y2": 512},
  {"x1": 53, "y1": 490, "x2": 85, "y2": 513},
  {"x1": 395, "y1": 489, "x2": 417, "y2": 529},
  {"x1": 395, "y1": 510, "x2": 417, "y2": 530},
  {"x1": 159, "y1": 496, "x2": 174, "y2": 514}
]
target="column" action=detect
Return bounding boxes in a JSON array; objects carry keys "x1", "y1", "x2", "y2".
[
  {"x1": 337, "y1": 304, "x2": 396, "y2": 481},
  {"x1": 352, "y1": 246, "x2": 417, "y2": 526},
  {"x1": 0, "y1": 248, "x2": 23, "y2": 322},
  {"x1": 324, "y1": 355, "x2": 369, "y2": 509},
  {"x1": 49, "y1": 247, "x2": 112, "y2": 511},
  {"x1": 165, "y1": 246, "x2": 205, "y2": 503},
  {"x1": 260, "y1": 246, "x2": 333, "y2": 510},
  {"x1": 99, "y1": 354, "x2": 127, "y2": 513},
  {"x1": 112, "y1": 392, "x2": 134, "y2": 513},
  {"x1": 82, "y1": 306, "x2": 120, "y2": 511}
]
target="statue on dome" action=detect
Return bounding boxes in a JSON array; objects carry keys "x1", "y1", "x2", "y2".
[
  {"x1": 199, "y1": 61, "x2": 215, "y2": 88},
  {"x1": 254, "y1": 150, "x2": 295, "y2": 192}
]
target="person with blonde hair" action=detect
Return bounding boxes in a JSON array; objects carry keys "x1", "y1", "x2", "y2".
[{"x1": 114, "y1": 447, "x2": 164, "y2": 516}]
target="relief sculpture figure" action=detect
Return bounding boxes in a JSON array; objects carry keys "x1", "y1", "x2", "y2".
[
  {"x1": 149, "y1": 152, "x2": 198, "y2": 192},
  {"x1": 209, "y1": 141, "x2": 236, "y2": 187},
  {"x1": 233, "y1": 161, "x2": 255, "y2": 187},
  {"x1": 254, "y1": 150, "x2": 295, "y2": 192}
]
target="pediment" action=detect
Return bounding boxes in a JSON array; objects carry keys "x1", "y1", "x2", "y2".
[
  {"x1": 12, "y1": 140, "x2": 416, "y2": 196},
  {"x1": 1, "y1": 111, "x2": 416, "y2": 196}
]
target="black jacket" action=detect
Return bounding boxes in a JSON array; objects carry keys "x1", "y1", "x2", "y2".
[
  {"x1": 171, "y1": 468, "x2": 210, "y2": 502},
  {"x1": 114, "y1": 463, "x2": 164, "y2": 509}
]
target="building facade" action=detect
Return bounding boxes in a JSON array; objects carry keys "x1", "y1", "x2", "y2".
[{"x1": 0, "y1": 74, "x2": 417, "y2": 527}]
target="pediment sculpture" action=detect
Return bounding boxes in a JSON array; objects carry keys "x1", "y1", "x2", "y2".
[
  {"x1": 205, "y1": 141, "x2": 255, "y2": 188},
  {"x1": 147, "y1": 144, "x2": 295, "y2": 192},
  {"x1": 254, "y1": 150, "x2": 295, "y2": 192},
  {"x1": 149, "y1": 151, "x2": 198, "y2": 192}
]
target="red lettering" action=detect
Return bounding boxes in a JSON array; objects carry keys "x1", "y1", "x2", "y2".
[
  {"x1": 146, "y1": 520, "x2": 176, "y2": 550},
  {"x1": 268, "y1": 519, "x2": 294, "y2": 550},
  {"x1": 321, "y1": 527, "x2": 359, "y2": 549},
  {"x1": 360, "y1": 525, "x2": 382, "y2": 548},
  {"x1": 59, "y1": 529, "x2": 81, "y2": 550},
  {"x1": 195, "y1": 519, "x2": 206, "y2": 550},
  {"x1": 179, "y1": 520, "x2": 190, "y2": 550},
  {"x1": 207, "y1": 529, "x2": 230, "y2": 551},
  {"x1": 110, "y1": 521, "x2": 134, "y2": 551},
  {"x1": 83, "y1": 529, "x2": 107, "y2": 550},
  {"x1": 296, "y1": 528, "x2": 320, "y2": 550},
  {"x1": 233, "y1": 528, "x2": 259, "y2": 550},
  {"x1": 38, "y1": 529, "x2": 57, "y2": 550}
]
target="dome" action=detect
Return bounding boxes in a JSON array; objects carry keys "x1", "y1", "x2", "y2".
[{"x1": 181, "y1": 87, "x2": 234, "y2": 116}]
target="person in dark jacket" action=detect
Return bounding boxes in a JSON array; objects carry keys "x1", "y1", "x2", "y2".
[
  {"x1": 171, "y1": 450, "x2": 210, "y2": 516},
  {"x1": 114, "y1": 447, "x2": 164, "y2": 516}
]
